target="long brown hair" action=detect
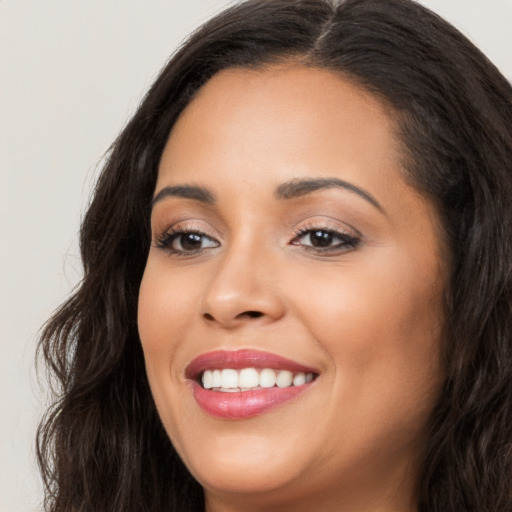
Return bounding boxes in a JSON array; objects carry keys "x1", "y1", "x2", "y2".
[{"x1": 37, "y1": 1, "x2": 512, "y2": 510}]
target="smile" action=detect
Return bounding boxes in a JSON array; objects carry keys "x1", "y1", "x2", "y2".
[
  {"x1": 186, "y1": 349, "x2": 319, "y2": 419},
  {"x1": 201, "y1": 368, "x2": 315, "y2": 391}
]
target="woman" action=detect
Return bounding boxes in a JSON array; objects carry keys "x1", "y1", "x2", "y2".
[{"x1": 37, "y1": 0, "x2": 512, "y2": 511}]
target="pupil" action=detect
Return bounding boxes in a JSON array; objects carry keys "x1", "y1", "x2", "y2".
[
  {"x1": 181, "y1": 233, "x2": 202, "y2": 250},
  {"x1": 311, "y1": 230, "x2": 332, "y2": 247}
]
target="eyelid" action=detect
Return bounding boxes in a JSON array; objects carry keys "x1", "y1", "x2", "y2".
[
  {"x1": 151, "y1": 217, "x2": 224, "y2": 258},
  {"x1": 155, "y1": 228, "x2": 219, "y2": 249},
  {"x1": 292, "y1": 217, "x2": 361, "y2": 239},
  {"x1": 289, "y1": 218, "x2": 362, "y2": 255},
  {"x1": 153, "y1": 218, "x2": 222, "y2": 243}
]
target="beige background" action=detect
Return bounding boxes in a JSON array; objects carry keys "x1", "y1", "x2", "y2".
[{"x1": 1, "y1": 1, "x2": 511, "y2": 511}]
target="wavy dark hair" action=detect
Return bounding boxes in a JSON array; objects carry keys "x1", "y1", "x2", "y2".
[{"x1": 37, "y1": 0, "x2": 512, "y2": 510}]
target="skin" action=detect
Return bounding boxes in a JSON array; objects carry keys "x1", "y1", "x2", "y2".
[{"x1": 138, "y1": 65, "x2": 447, "y2": 512}]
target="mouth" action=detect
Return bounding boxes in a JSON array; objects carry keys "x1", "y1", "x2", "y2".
[
  {"x1": 201, "y1": 367, "x2": 315, "y2": 391},
  {"x1": 185, "y1": 349, "x2": 319, "y2": 419}
]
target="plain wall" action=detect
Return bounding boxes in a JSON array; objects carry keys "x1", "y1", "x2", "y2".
[{"x1": 1, "y1": 1, "x2": 511, "y2": 511}]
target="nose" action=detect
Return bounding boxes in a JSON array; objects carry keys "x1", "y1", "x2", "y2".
[{"x1": 201, "y1": 244, "x2": 285, "y2": 329}]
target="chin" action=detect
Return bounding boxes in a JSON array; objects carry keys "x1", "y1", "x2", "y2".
[{"x1": 174, "y1": 423, "x2": 309, "y2": 495}]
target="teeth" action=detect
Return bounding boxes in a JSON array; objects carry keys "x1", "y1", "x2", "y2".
[
  {"x1": 212, "y1": 369, "x2": 222, "y2": 388},
  {"x1": 221, "y1": 369, "x2": 239, "y2": 389},
  {"x1": 293, "y1": 372, "x2": 306, "y2": 386},
  {"x1": 203, "y1": 370, "x2": 213, "y2": 389},
  {"x1": 200, "y1": 367, "x2": 315, "y2": 391},
  {"x1": 276, "y1": 370, "x2": 293, "y2": 388},
  {"x1": 239, "y1": 368, "x2": 259, "y2": 388},
  {"x1": 259, "y1": 368, "x2": 276, "y2": 388}
]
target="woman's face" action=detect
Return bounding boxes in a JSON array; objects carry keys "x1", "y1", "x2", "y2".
[{"x1": 138, "y1": 65, "x2": 446, "y2": 511}]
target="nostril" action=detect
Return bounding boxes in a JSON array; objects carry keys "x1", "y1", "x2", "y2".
[
  {"x1": 202, "y1": 310, "x2": 264, "y2": 323},
  {"x1": 239, "y1": 310, "x2": 263, "y2": 319}
]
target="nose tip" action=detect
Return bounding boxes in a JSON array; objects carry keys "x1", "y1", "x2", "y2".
[{"x1": 200, "y1": 254, "x2": 285, "y2": 329}]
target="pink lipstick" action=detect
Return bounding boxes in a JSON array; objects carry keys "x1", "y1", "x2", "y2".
[{"x1": 185, "y1": 349, "x2": 318, "y2": 419}]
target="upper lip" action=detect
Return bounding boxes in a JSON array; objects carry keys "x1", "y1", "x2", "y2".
[{"x1": 185, "y1": 349, "x2": 318, "y2": 380}]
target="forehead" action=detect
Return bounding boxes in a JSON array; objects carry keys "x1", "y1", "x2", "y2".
[{"x1": 157, "y1": 64, "x2": 403, "y2": 196}]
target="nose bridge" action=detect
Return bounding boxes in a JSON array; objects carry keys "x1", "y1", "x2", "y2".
[{"x1": 201, "y1": 230, "x2": 284, "y2": 326}]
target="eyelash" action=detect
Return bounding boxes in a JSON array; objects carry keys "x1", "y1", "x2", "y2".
[
  {"x1": 155, "y1": 224, "x2": 360, "y2": 257},
  {"x1": 155, "y1": 228, "x2": 219, "y2": 256},
  {"x1": 290, "y1": 224, "x2": 360, "y2": 253}
]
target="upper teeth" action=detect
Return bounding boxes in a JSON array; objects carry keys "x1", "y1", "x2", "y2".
[{"x1": 201, "y1": 368, "x2": 314, "y2": 391}]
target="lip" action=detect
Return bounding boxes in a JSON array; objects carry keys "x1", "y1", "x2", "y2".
[
  {"x1": 185, "y1": 349, "x2": 319, "y2": 420},
  {"x1": 185, "y1": 349, "x2": 318, "y2": 379}
]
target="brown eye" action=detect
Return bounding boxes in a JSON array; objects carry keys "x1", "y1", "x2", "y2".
[
  {"x1": 291, "y1": 228, "x2": 359, "y2": 253},
  {"x1": 156, "y1": 230, "x2": 219, "y2": 253},
  {"x1": 174, "y1": 233, "x2": 204, "y2": 251},
  {"x1": 309, "y1": 230, "x2": 334, "y2": 247}
]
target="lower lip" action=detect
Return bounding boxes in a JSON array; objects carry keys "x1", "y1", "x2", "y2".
[{"x1": 191, "y1": 381, "x2": 312, "y2": 419}]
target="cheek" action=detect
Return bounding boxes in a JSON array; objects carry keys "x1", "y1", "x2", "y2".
[
  {"x1": 137, "y1": 262, "x2": 204, "y2": 453},
  {"x1": 288, "y1": 248, "x2": 444, "y2": 420},
  {"x1": 137, "y1": 261, "x2": 197, "y2": 407},
  {"x1": 301, "y1": 272, "x2": 433, "y2": 332},
  {"x1": 138, "y1": 260, "x2": 197, "y2": 352},
  {"x1": 299, "y1": 245, "x2": 443, "y2": 346}
]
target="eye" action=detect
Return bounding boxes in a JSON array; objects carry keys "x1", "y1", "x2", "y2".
[
  {"x1": 156, "y1": 229, "x2": 220, "y2": 254},
  {"x1": 291, "y1": 227, "x2": 359, "y2": 253}
]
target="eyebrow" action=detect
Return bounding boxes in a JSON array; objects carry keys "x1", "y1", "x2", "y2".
[
  {"x1": 151, "y1": 177, "x2": 384, "y2": 213},
  {"x1": 151, "y1": 185, "x2": 216, "y2": 209},
  {"x1": 274, "y1": 178, "x2": 384, "y2": 212}
]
